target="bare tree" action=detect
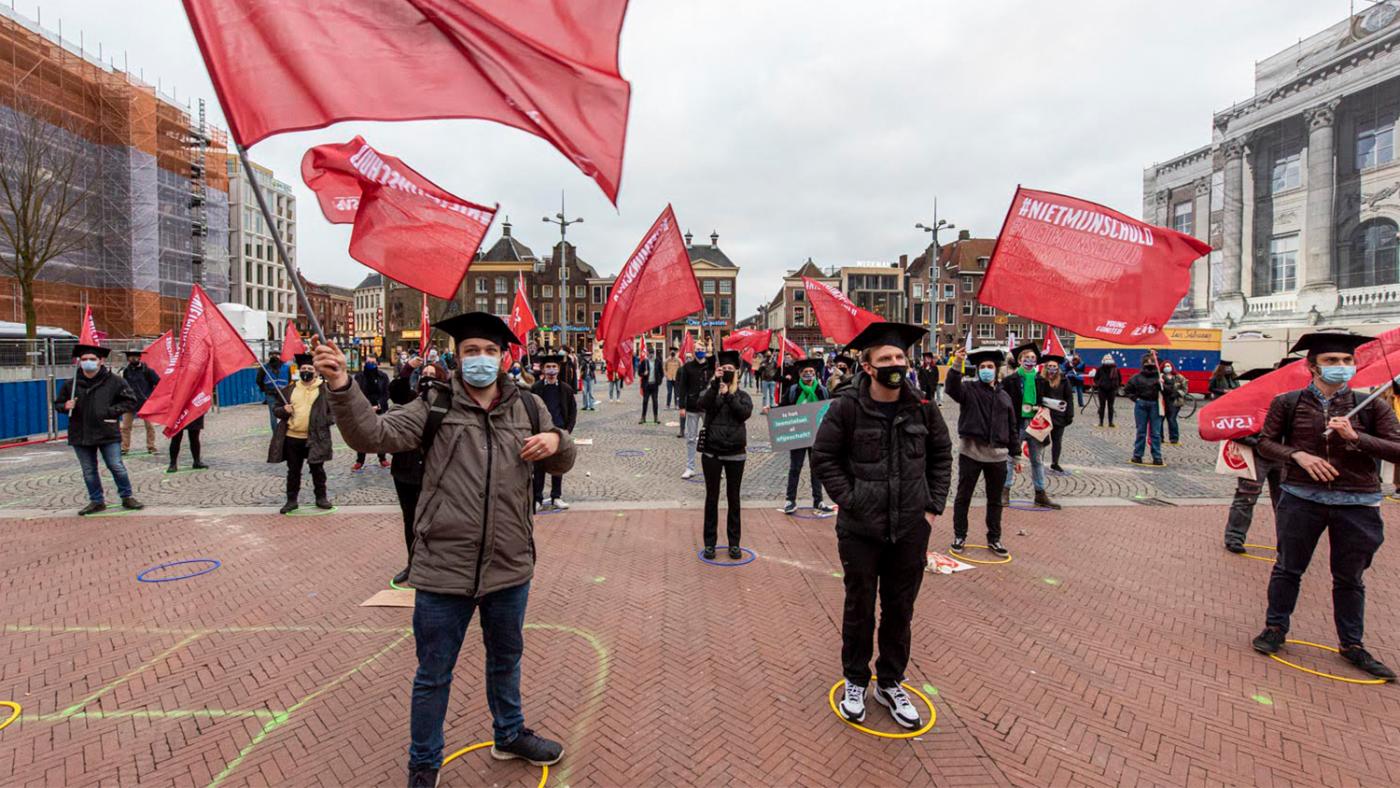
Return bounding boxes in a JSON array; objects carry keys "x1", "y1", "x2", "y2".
[{"x1": 0, "y1": 98, "x2": 94, "y2": 338}]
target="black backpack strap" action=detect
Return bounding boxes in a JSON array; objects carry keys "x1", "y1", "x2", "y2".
[
  {"x1": 419, "y1": 382, "x2": 453, "y2": 456},
  {"x1": 1277, "y1": 389, "x2": 1305, "y2": 446},
  {"x1": 520, "y1": 389, "x2": 542, "y2": 434}
]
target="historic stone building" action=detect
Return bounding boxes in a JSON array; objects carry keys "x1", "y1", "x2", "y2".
[{"x1": 1147, "y1": 2, "x2": 1400, "y2": 335}]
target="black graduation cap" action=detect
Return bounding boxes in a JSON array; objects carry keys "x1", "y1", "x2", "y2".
[
  {"x1": 844, "y1": 321, "x2": 928, "y2": 353},
  {"x1": 72, "y1": 344, "x2": 110, "y2": 359},
  {"x1": 1010, "y1": 342, "x2": 1040, "y2": 363},
  {"x1": 125, "y1": 349, "x2": 143, "y2": 357},
  {"x1": 967, "y1": 348, "x2": 1005, "y2": 366},
  {"x1": 795, "y1": 359, "x2": 822, "y2": 374},
  {"x1": 1039, "y1": 353, "x2": 1066, "y2": 366},
  {"x1": 834, "y1": 354, "x2": 856, "y2": 368},
  {"x1": 294, "y1": 353, "x2": 314, "y2": 366},
  {"x1": 717, "y1": 349, "x2": 742, "y2": 367},
  {"x1": 537, "y1": 354, "x2": 564, "y2": 367},
  {"x1": 431, "y1": 311, "x2": 521, "y2": 349},
  {"x1": 1289, "y1": 331, "x2": 1371, "y2": 356}
]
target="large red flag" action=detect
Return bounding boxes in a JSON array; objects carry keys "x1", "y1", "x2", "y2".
[
  {"x1": 78, "y1": 305, "x2": 100, "y2": 346},
  {"x1": 1197, "y1": 361, "x2": 1312, "y2": 442},
  {"x1": 1042, "y1": 328, "x2": 1067, "y2": 359},
  {"x1": 184, "y1": 0, "x2": 631, "y2": 203},
  {"x1": 503, "y1": 272, "x2": 538, "y2": 368},
  {"x1": 980, "y1": 187, "x2": 1211, "y2": 346},
  {"x1": 1349, "y1": 326, "x2": 1400, "y2": 388},
  {"x1": 722, "y1": 328, "x2": 773, "y2": 356},
  {"x1": 140, "y1": 285, "x2": 257, "y2": 435},
  {"x1": 419, "y1": 294, "x2": 432, "y2": 358},
  {"x1": 680, "y1": 328, "x2": 696, "y2": 359},
  {"x1": 143, "y1": 331, "x2": 176, "y2": 377},
  {"x1": 598, "y1": 205, "x2": 703, "y2": 378},
  {"x1": 281, "y1": 322, "x2": 307, "y2": 361},
  {"x1": 803, "y1": 277, "x2": 881, "y2": 346},
  {"x1": 303, "y1": 137, "x2": 497, "y2": 299}
]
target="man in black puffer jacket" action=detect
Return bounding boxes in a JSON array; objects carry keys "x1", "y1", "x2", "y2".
[
  {"x1": 55, "y1": 344, "x2": 143, "y2": 515},
  {"x1": 812, "y1": 322, "x2": 952, "y2": 733}
]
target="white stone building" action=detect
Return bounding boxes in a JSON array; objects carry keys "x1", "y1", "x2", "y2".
[
  {"x1": 352, "y1": 272, "x2": 384, "y2": 339},
  {"x1": 1147, "y1": 2, "x2": 1400, "y2": 340},
  {"x1": 227, "y1": 158, "x2": 298, "y2": 339}
]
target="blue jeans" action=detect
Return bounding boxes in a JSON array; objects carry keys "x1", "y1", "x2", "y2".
[
  {"x1": 761, "y1": 380, "x2": 776, "y2": 407},
  {"x1": 409, "y1": 583, "x2": 530, "y2": 770},
  {"x1": 1005, "y1": 418, "x2": 1047, "y2": 491},
  {"x1": 1165, "y1": 405, "x2": 1181, "y2": 443},
  {"x1": 1133, "y1": 399, "x2": 1163, "y2": 461},
  {"x1": 582, "y1": 377, "x2": 596, "y2": 409},
  {"x1": 74, "y1": 441, "x2": 133, "y2": 503},
  {"x1": 264, "y1": 397, "x2": 280, "y2": 431},
  {"x1": 665, "y1": 379, "x2": 676, "y2": 407}
]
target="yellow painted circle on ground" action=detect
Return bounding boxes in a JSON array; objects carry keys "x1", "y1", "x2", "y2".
[
  {"x1": 0, "y1": 701, "x2": 19, "y2": 733},
  {"x1": 950, "y1": 544, "x2": 1012, "y2": 565},
  {"x1": 1239, "y1": 544, "x2": 1277, "y2": 563},
  {"x1": 1268, "y1": 639, "x2": 1390, "y2": 685},
  {"x1": 442, "y1": 741, "x2": 548, "y2": 787},
  {"x1": 827, "y1": 680, "x2": 936, "y2": 739}
]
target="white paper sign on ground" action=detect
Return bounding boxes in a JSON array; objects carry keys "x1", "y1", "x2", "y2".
[{"x1": 926, "y1": 551, "x2": 975, "y2": 574}]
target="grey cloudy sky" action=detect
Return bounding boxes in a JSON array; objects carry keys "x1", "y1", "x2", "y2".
[{"x1": 26, "y1": 0, "x2": 1354, "y2": 316}]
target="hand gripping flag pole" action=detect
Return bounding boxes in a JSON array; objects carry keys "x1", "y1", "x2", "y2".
[{"x1": 236, "y1": 144, "x2": 324, "y2": 341}]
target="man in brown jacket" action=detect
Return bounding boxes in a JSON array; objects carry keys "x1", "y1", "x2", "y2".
[{"x1": 312, "y1": 312, "x2": 577, "y2": 787}]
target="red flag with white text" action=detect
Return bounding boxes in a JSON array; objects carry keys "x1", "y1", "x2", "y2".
[
  {"x1": 1197, "y1": 360, "x2": 1312, "y2": 442},
  {"x1": 143, "y1": 331, "x2": 176, "y2": 376},
  {"x1": 598, "y1": 205, "x2": 703, "y2": 379},
  {"x1": 722, "y1": 328, "x2": 773, "y2": 356},
  {"x1": 139, "y1": 285, "x2": 256, "y2": 435},
  {"x1": 981, "y1": 187, "x2": 1212, "y2": 346},
  {"x1": 184, "y1": 0, "x2": 632, "y2": 203},
  {"x1": 803, "y1": 277, "x2": 881, "y2": 346},
  {"x1": 302, "y1": 137, "x2": 496, "y2": 299},
  {"x1": 281, "y1": 322, "x2": 307, "y2": 361},
  {"x1": 78, "y1": 306, "x2": 101, "y2": 346}
]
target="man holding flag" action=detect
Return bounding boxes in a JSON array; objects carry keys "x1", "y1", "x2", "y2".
[{"x1": 55, "y1": 343, "x2": 142, "y2": 515}]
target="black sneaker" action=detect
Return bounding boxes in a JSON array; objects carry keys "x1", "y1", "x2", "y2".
[
  {"x1": 814, "y1": 502, "x2": 836, "y2": 514},
  {"x1": 392, "y1": 567, "x2": 411, "y2": 586},
  {"x1": 1225, "y1": 542, "x2": 1246, "y2": 554},
  {"x1": 492, "y1": 728, "x2": 564, "y2": 766},
  {"x1": 951, "y1": 537, "x2": 966, "y2": 552},
  {"x1": 315, "y1": 497, "x2": 333, "y2": 510},
  {"x1": 1340, "y1": 646, "x2": 1398, "y2": 681},
  {"x1": 728, "y1": 546, "x2": 743, "y2": 560},
  {"x1": 406, "y1": 766, "x2": 439, "y2": 788},
  {"x1": 702, "y1": 546, "x2": 716, "y2": 560},
  {"x1": 1252, "y1": 626, "x2": 1286, "y2": 655},
  {"x1": 280, "y1": 501, "x2": 299, "y2": 515},
  {"x1": 166, "y1": 464, "x2": 179, "y2": 473},
  {"x1": 121, "y1": 497, "x2": 144, "y2": 510},
  {"x1": 1151, "y1": 458, "x2": 1165, "y2": 467},
  {"x1": 988, "y1": 542, "x2": 1009, "y2": 556},
  {"x1": 78, "y1": 501, "x2": 106, "y2": 516},
  {"x1": 1049, "y1": 463, "x2": 1064, "y2": 473},
  {"x1": 1131, "y1": 456, "x2": 1143, "y2": 464},
  {"x1": 782, "y1": 501, "x2": 797, "y2": 515},
  {"x1": 192, "y1": 462, "x2": 209, "y2": 470}
]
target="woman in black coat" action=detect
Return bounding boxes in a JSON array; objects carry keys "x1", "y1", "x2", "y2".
[
  {"x1": 697, "y1": 350, "x2": 754, "y2": 560},
  {"x1": 1093, "y1": 354, "x2": 1122, "y2": 427},
  {"x1": 1039, "y1": 355, "x2": 1074, "y2": 472}
]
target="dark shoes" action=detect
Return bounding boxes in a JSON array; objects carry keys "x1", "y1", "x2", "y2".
[
  {"x1": 1252, "y1": 626, "x2": 1286, "y2": 655},
  {"x1": 406, "y1": 766, "x2": 439, "y2": 788},
  {"x1": 1151, "y1": 458, "x2": 1165, "y2": 467},
  {"x1": 1225, "y1": 542, "x2": 1246, "y2": 554},
  {"x1": 1049, "y1": 463, "x2": 1065, "y2": 473},
  {"x1": 492, "y1": 728, "x2": 564, "y2": 766},
  {"x1": 1341, "y1": 646, "x2": 1397, "y2": 681},
  {"x1": 950, "y1": 537, "x2": 966, "y2": 552},
  {"x1": 192, "y1": 461, "x2": 209, "y2": 470},
  {"x1": 315, "y1": 497, "x2": 333, "y2": 510},
  {"x1": 1033, "y1": 491, "x2": 1061, "y2": 510},
  {"x1": 728, "y1": 546, "x2": 743, "y2": 560},
  {"x1": 392, "y1": 567, "x2": 411, "y2": 586},
  {"x1": 1131, "y1": 456, "x2": 1143, "y2": 464},
  {"x1": 782, "y1": 501, "x2": 797, "y2": 515},
  {"x1": 702, "y1": 546, "x2": 716, "y2": 560},
  {"x1": 121, "y1": 497, "x2": 144, "y2": 510},
  {"x1": 78, "y1": 502, "x2": 106, "y2": 516},
  {"x1": 1000, "y1": 488, "x2": 1011, "y2": 507},
  {"x1": 280, "y1": 500, "x2": 299, "y2": 515},
  {"x1": 988, "y1": 542, "x2": 1009, "y2": 556},
  {"x1": 167, "y1": 464, "x2": 179, "y2": 473},
  {"x1": 814, "y1": 502, "x2": 836, "y2": 513}
]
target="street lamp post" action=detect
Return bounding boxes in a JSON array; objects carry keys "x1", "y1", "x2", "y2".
[
  {"x1": 542, "y1": 193, "x2": 583, "y2": 350},
  {"x1": 915, "y1": 199, "x2": 954, "y2": 357}
]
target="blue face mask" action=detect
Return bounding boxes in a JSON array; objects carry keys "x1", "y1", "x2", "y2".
[
  {"x1": 978, "y1": 367, "x2": 996, "y2": 383},
  {"x1": 695, "y1": 351, "x2": 706, "y2": 361},
  {"x1": 365, "y1": 362, "x2": 377, "y2": 372},
  {"x1": 460, "y1": 354, "x2": 500, "y2": 388},
  {"x1": 79, "y1": 359, "x2": 99, "y2": 373},
  {"x1": 1319, "y1": 365, "x2": 1355, "y2": 385}
]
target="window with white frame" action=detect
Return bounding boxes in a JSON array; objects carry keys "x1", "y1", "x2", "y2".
[
  {"x1": 913, "y1": 283, "x2": 923, "y2": 298},
  {"x1": 1269, "y1": 235, "x2": 1299, "y2": 292},
  {"x1": 794, "y1": 306, "x2": 805, "y2": 326},
  {"x1": 977, "y1": 304, "x2": 995, "y2": 316},
  {"x1": 703, "y1": 279, "x2": 716, "y2": 294},
  {"x1": 944, "y1": 304, "x2": 955, "y2": 324},
  {"x1": 495, "y1": 297, "x2": 509, "y2": 315},
  {"x1": 1271, "y1": 151, "x2": 1301, "y2": 193},
  {"x1": 1030, "y1": 324, "x2": 1044, "y2": 339},
  {"x1": 475, "y1": 296, "x2": 488, "y2": 312},
  {"x1": 976, "y1": 323, "x2": 995, "y2": 339},
  {"x1": 961, "y1": 301, "x2": 973, "y2": 316},
  {"x1": 495, "y1": 277, "x2": 508, "y2": 293},
  {"x1": 719, "y1": 280, "x2": 733, "y2": 294},
  {"x1": 542, "y1": 285, "x2": 554, "y2": 298},
  {"x1": 1358, "y1": 118, "x2": 1396, "y2": 170},
  {"x1": 575, "y1": 285, "x2": 586, "y2": 299},
  {"x1": 943, "y1": 284, "x2": 955, "y2": 299},
  {"x1": 962, "y1": 277, "x2": 974, "y2": 292},
  {"x1": 1008, "y1": 323, "x2": 1024, "y2": 338},
  {"x1": 1172, "y1": 201, "x2": 1194, "y2": 235},
  {"x1": 476, "y1": 278, "x2": 488, "y2": 293}
]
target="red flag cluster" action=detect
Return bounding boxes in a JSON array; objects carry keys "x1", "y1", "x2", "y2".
[
  {"x1": 184, "y1": 0, "x2": 632, "y2": 203},
  {"x1": 722, "y1": 329, "x2": 772, "y2": 357},
  {"x1": 139, "y1": 285, "x2": 257, "y2": 436},
  {"x1": 980, "y1": 187, "x2": 1211, "y2": 347},
  {"x1": 803, "y1": 277, "x2": 881, "y2": 346},
  {"x1": 303, "y1": 137, "x2": 497, "y2": 300}
]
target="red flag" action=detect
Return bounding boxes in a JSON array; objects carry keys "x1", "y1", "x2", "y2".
[
  {"x1": 303, "y1": 137, "x2": 496, "y2": 299},
  {"x1": 419, "y1": 293, "x2": 431, "y2": 358},
  {"x1": 140, "y1": 285, "x2": 256, "y2": 435},
  {"x1": 680, "y1": 329, "x2": 696, "y2": 360},
  {"x1": 1042, "y1": 328, "x2": 1067, "y2": 359},
  {"x1": 740, "y1": 347, "x2": 756, "y2": 365},
  {"x1": 779, "y1": 331, "x2": 807, "y2": 362},
  {"x1": 722, "y1": 328, "x2": 773, "y2": 356},
  {"x1": 143, "y1": 331, "x2": 176, "y2": 376},
  {"x1": 281, "y1": 322, "x2": 307, "y2": 361},
  {"x1": 78, "y1": 305, "x2": 100, "y2": 346},
  {"x1": 616, "y1": 337, "x2": 636, "y2": 384},
  {"x1": 980, "y1": 187, "x2": 1211, "y2": 346},
  {"x1": 598, "y1": 205, "x2": 703, "y2": 379},
  {"x1": 1197, "y1": 360, "x2": 1312, "y2": 442},
  {"x1": 803, "y1": 277, "x2": 881, "y2": 346},
  {"x1": 185, "y1": 0, "x2": 631, "y2": 203},
  {"x1": 502, "y1": 272, "x2": 538, "y2": 368},
  {"x1": 1349, "y1": 327, "x2": 1400, "y2": 388},
  {"x1": 638, "y1": 340, "x2": 649, "y2": 362}
]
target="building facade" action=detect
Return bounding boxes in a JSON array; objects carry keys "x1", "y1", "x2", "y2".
[
  {"x1": 668, "y1": 231, "x2": 739, "y2": 350},
  {"x1": 1147, "y1": 3, "x2": 1400, "y2": 339},
  {"x1": 228, "y1": 157, "x2": 296, "y2": 339},
  {"x1": 297, "y1": 275, "x2": 352, "y2": 344},
  {"x1": 929, "y1": 234, "x2": 1048, "y2": 351},
  {"x1": 352, "y1": 272, "x2": 383, "y2": 340}
]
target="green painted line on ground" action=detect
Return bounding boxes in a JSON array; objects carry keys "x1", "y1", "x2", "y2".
[
  {"x1": 29, "y1": 708, "x2": 280, "y2": 722},
  {"x1": 1252, "y1": 694, "x2": 1274, "y2": 705},
  {"x1": 59, "y1": 633, "x2": 203, "y2": 718},
  {"x1": 3, "y1": 623, "x2": 411, "y2": 635}
]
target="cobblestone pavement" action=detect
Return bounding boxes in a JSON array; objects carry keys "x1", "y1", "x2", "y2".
[
  {"x1": 1, "y1": 502, "x2": 1398, "y2": 786},
  {"x1": 0, "y1": 384, "x2": 1243, "y2": 513}
]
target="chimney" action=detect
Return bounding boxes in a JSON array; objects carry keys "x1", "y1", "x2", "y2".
[
  {"x1": 684, "y1": 230, "x2": 693, "y2": 247},
  {"x1": 710, "y1": 230, "x2": 719, "y2": 247},
  {"x1": 958, "y1": 229, "x2": 971, "y2": 241},
  {"x1": 502, "y1": 217, "x2": 512, "y2": 237}
]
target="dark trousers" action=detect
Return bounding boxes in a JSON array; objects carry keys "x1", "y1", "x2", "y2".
[
  {"x1": 1098, "y1": 390, "x2": 1116, "y2": 426},
  {"x1": 702, "y1": 454, "x2": 744, "y2": 548},
  {"x1": 838, "y1": 530, "x2": 930, "y2": 687},
  {"x1": 1224, "y1": 461, "x2": 1282, "y2": 546},
  {"x1": 283, "y1": 436, "x2": 327, "y2": 502},
  {"x1": 1164, "y1": 405, "x2": 1181, "y2": 442},
  {"x1": 1049, "y1": 424, "x2": 1066, "y2": 466},
  {"x1": 408, "y1": 583, "x2": 530, "y2": 770},
  {"x1": 355, "y1": 451, "x2": 387, "y2": 464},
  {"x1": 785, "y1": 447, "x2": 824, "y2": 506},
  {"x1": 532, "y1": 467, "x2": 563, "y2": 504},
  {"x1": 394, "y1": 478, "x2": 421, "y2": 560},
  {"x1": 953, "y1": 454, "x2": 1007, "y2": 542},
  {"x1": 169, "y1": 428, "x2": 201, "y2": 465},
  {"x1": 641, "y1": 385, "x2": 659, "y2": 420},
  {"x1": 1266, "y1": 493, "x2": 1385, "y2": 646},
  {"x1": 665, "y1": 379, "x2": 676, "y2": 407}
]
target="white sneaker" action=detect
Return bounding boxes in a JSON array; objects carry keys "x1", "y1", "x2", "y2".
[
  {"x1": 681, "y1": 469, "x2": 695, "y2": 480},
  {"x1": 873, "y1": 683, "x2": 921, "y2": 729},
  {"x1": 838, "y1": 680, "x2": 866, "y2": 723},
  {"x1": 551, "y1": 498, "x2": 570, "y2": 510}
]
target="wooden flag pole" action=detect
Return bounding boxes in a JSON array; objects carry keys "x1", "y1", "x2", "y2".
[{"x1": 236, "y1": 144, "x2": 325, "y2": 340}]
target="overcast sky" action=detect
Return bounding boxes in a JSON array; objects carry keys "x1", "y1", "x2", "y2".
[{"x1": 21, "y1": 0, "x2": 1356, "y2": 316}]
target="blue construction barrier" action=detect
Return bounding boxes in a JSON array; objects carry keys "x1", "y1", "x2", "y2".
[{"x1": 216, "y1": 367, "x2": 263, "y2": 407}]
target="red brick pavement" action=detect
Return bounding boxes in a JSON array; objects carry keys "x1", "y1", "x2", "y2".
[{"x1": 0, "y1": 503, "x2": 1398, "y2": 786}]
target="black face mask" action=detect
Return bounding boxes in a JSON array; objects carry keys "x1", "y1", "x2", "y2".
[
  {"x1": 1142, "y1": 365, "x2": 1157, "y2": 375},
  {"x1": 873, "y1": 364, "x2": 907, "y2": 389},
  {"x1": 300, "y1": 370, "x2": 315, "y2": 382},
  {"x1": 721, "y1": 370, "x2": 735, "y2": 384}
]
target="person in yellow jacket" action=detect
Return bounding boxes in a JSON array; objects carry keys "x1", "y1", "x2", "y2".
[{"x1": 267, "y1": 353, "x2": 335, "y2": 513}]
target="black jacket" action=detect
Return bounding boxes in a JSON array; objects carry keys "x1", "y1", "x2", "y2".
[
  {"x1": 1124, "y1": 371, "x2": 1165, "y2": 403},
  {"x1": 944, "y1": 367, "x2": 1018, "y2": 451},
  {"x1": 676, "y1": 358, "x2": 716, "y2": 411},
  {"x1": 1095, "y1": 365, "x2": 1122, "y2": 393},
  {"x1": 1001, "y1": 369, "x2": 1051, "y2": 422},
  {"x1": 121, "y1": 362, "x2": 161, "y2": 406},
  {"x1": 811, "y1": 377, "x2": 953, "y2": 543},
  {"x1": 697, "y1": 382, "x2": 752, "y2": 455},
  {"x1": 912, "y1": 366, "x2": 939, "y2": 400},
  {"x1": 1042, "y1": 375, "x2": 1075, "y2": 427},
  {"x1": 637, "y1": 358, "x2": 662, "y2": 390},
  {"x1": 531, "y1": 380, "x2": 578, "y2": 432},
  {"x1": 55, "y1": 368, "x2": 138, "y2": 447},
  {"x1": 354, "y1": 367, "x2": 391, "y2": 412},
  {"x1": 386, "y1": 376, "x2": 424, "y2": 485}
]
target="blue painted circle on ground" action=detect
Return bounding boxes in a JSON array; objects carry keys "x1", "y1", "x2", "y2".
[
  {"x1": 614, "y1": 450, "x2": 646, "y2": 458},
  {"x1": 137, "y1": 559, "x2": 221, "y2": 583},
  {"x1": 698, "y1": 546, "x2": 757, "y2": 566}
]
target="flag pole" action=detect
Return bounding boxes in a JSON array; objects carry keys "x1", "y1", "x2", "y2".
[{"x1": 236, "y1": 144, "x2": 325, "y2": 340}]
